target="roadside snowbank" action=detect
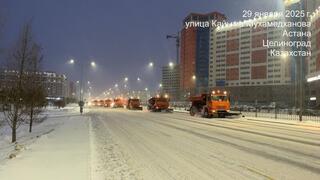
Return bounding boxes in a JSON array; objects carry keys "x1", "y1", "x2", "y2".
[
  {"x1": 0, "y1": 105, "x2": 78, "y2": 165},
  {"x1": 0, "y1": 108, "x2": 90, "y2": 180}
]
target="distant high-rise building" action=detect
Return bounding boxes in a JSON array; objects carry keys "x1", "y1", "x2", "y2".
[
  {"x1": 283, "y1": 0, "x2": 311, "y2": 107},
  {"x1": 161, "y1": 64, "x2": 180, "y2": 101},
  {"x1": 308, "y1": 7, "x2": 320, "y2": 75},
  {"x1": 41, "y1": 72, "x2": 68, "y2": 98},
  {"x1": 0, "y1": 70, "x2": 68, "y2": 99},
  {"x1": 180, "y1": 12, "x2": 226, "y2": 94}
]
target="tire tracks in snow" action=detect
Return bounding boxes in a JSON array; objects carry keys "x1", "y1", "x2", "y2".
[
  {"x1": 127, "y1": 112, "x2": 320, "y2": 175},
  {"x1": 89, "y1": 113, "x2": 139, "y2": 180},
  {"x1": 160, "y1": 114, "x2": 320, "y2": 147},
  {"x1": 225, "y1": 119, "x2": 320, "y2": 136},
  {"x1": 99, "y1": 110, "x2": 263, "y2": 180}
]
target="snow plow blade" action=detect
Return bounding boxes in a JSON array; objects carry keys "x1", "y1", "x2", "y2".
[
  {"x1": 164, "y1": 108, "x2": 173, "y2": 113},
  {"x1": 225, "y1": 112, "x2": 242, "y2": 116}
]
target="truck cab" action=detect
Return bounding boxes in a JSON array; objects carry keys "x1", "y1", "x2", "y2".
[
  {"x1": 147, "y1": 95, "x2": 172, "y2": 112},
  {"x1": 127, "y1": 98, "x2": 143, "y2": 110},
  {"x1": 207, "y1": 90, "x2": 230, "y2": 117}
]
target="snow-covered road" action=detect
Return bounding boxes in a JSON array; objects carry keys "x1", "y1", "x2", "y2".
[
  {"x1": 90, "y1": 108, "x2": 320, "y2": 180},
  {"x1": 1, "y1": 107, "x2": 319, "y2": 180}
]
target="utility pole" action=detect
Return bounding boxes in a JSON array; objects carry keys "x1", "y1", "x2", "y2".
[
  {"x1": 68, "y1": 59, "x2": 96, "y2": 114},
  {"x1": 79, "y1": 62, "x2": 84, "y2": 102},
  {"x1": 298, "y1": 0, "x2": 306, "y2": 122}
]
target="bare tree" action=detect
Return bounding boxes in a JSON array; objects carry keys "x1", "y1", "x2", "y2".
[
  {"x1": 3, "y1": 22, "x2": 34, "y2": 143},
  {"x1": 24, "y1": 43, "x2": 47, "y2": 133}
]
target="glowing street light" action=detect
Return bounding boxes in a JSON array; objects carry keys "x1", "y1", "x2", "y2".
[
  {"x1": 69, "y1": 59, "x2": 75, "y2": 64},
  {"x1": 281, "y1": 53, "x2": 288, "y2": 60},
  {"x1": 91, "y1": 61, "x2": 96, "y2": 67},
  {"x1": 115, "y1": 84, "x2": 118, "y2": 88},
  {"x1": 148, "y1": 62, "x2": 154, "y2": 68},
  {"x1": 169, "y1": 62, "x2": 174, "y2": 68},
  {"x1": 137, "y1": 77, "x2": 141, "y2": 81},
  {"x1": 68, "y1": 59, "x2": 97, "y2": 104},
  {"x1": 192, "y1": 75, "x2": 196, "y2": 80},
  {"x1": 159, "y1": 83, "x2": 163, "y2": 88},
  {"x1": 145, "y1": 87, "x2": 148, "y2": 91},
  {"x1": 124, "y1": 77, "x2": 128, "y2": 82}
]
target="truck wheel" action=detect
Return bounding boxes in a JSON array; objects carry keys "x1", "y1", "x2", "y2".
[
  {"x1": 190, "y1": 106, "x2": 196, "y2": 116},
  {"x1": 203, "y1": 109, "x2": 209, "y2": 118}
]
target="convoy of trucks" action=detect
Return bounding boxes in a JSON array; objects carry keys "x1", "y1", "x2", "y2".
[{"x1": 88, "y1": 89, "x2": 238, "y2": 118}]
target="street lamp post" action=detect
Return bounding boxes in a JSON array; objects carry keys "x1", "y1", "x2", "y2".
[
  {"x1": 147, "y1": 61, "x2": 179, "y2": 100},
  {"x1": 68, "y1": 58, "x2": 96, "y2": 113}
]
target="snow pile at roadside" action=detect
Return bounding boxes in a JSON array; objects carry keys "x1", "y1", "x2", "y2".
[
  {"x1": 0, "y1": 105, "x2": 78, "y2": 163},
  {"x1": 0, "y1": 113, "x2": 90, "y2": 180}
]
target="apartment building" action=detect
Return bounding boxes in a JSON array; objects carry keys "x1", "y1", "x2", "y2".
[
  {"x1": 161, "y1": 64, "x2": 180, "y2": 101},
  {"x1": 209, "y1": 15, "x2": 294, "y2": 104},
  {"x1": 0, "y1": 70, "x2": 68, "y2": 99},
  {"x1": 180, "y1": 12, "x2": 226, "y2": 94},
  {"x1": 307, "y1": 6, "x2": 320, "y2": 107}
]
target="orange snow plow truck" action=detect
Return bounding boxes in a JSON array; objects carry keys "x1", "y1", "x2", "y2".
[
  {"x1": 104, "y1": 99, "x2": 113, "y2": 108},
  {"x1": 189, "y1": 90, "x2": 236, "y2": 118},
  {"x1": 113, "y1": 98, "x2": 126, "y2": 108},
  {"x1": 147, "y1": 96, "x2": 173, "y2": 112},
  {"x1": 127, "y1": 98, "x2": 143, "y2": 110}
]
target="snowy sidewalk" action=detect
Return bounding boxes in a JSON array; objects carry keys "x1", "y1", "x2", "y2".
[{"x1": 0, "y1": 115, "x2": 91, "y2": 180}]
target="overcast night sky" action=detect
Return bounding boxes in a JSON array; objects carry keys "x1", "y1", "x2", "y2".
[{"x1": 0, "y1": 0, "x2": 282, "y2": 96}]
